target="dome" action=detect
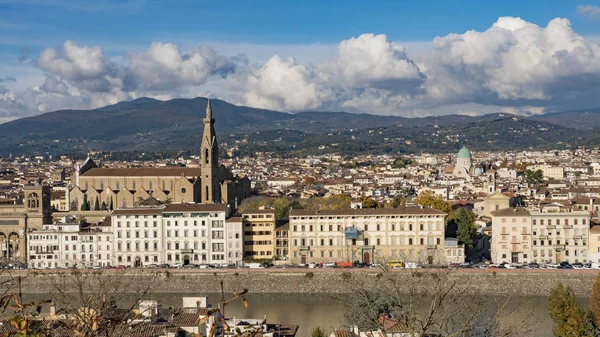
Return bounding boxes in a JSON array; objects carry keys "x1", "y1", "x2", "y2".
[
  {"x1": 474, "y1": 167, "x2": 483, "y2": 176},
  {"x1": 457, "y1": 146, "x2": 472, "y2": 159}
]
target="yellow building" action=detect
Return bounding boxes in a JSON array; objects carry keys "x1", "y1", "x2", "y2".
[
  {"x1": 482, "y1": 192, "x2": 510, "y2": 218},
  {"x1": 242, "y1": 209, "x2": 276, "y2": 261},
  {"x1": 588, "y1": 226, "x2": 600, "y2": 264}
]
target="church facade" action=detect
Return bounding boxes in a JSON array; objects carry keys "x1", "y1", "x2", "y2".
[{"x1": 68, "y1": 100, "x2": 251, "y2": 211}]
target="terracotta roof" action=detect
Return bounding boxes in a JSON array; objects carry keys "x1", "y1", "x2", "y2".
[
  {"x1": 227, "y1": 217, "x2": 243, "y2": 222},
  {"x1": 171, "y1": 312, "x2": 200, "y2": 326},
  {"x1": 591, "y1": 226, "x2": 600, "y2": 234},
  {"x1": 290, "y1": 207, "x2": 446, "y2": 217},
  {"x1": 81, "y1": 167, "x2": 202, "y2": 177},
  {"x1": 164, "y1": 203, "x2": 228, "y2": 212},
  {"x1": 242, "y1": 209, "x2": 276, "y2": 214},
  {"x1": 112, "y1": 208, "x2": 163, "y2": 215},
  {"x1": 332, "y1": 330, "x2": 357, "y2": 337},
  {"x1": 490, "y1": 207, "x2": 530, "y2": 217}
]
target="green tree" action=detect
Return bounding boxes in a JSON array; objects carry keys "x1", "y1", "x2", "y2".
[
  {"x1": 548, "y1": 283, "x2": 592, "y2": 337},
  {"x1": 81, "y1": 195, "x2": 90, "y2": 211},
  {"x1": 361, "y1": 196, "x2": 379, "y2": 209},
  {"x1": 101, "y1": 201, "x2": 108, "y2": 211},
  {"x1": 311, "y1": 326, "x2": 327, "y2": 337},
  {"x1": 94, "y1": 197, "x2": 100, "y2": 211},
  {"x1": 109, "y1": 196, "x2": 114, "y2": 211},
  {"x1": 525, "y1": 169, "x2": 543, "y2": 186},
  {"x1": 589, "y1": 274, "x2": 600, "y2": 329},
  {"x1": 392, "y1": 195, "x2": 407, "y2": 208},
  {"x1": 448, "y1": 209, "x2": 477, "y2": 248},
  {"x1": 414, "y1": 190, "x2": 451, "y2": 213}
]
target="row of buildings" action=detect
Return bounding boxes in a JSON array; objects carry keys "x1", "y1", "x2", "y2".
[{"x1": 27, "y1": 204, "x2": 462, "y2": 269}]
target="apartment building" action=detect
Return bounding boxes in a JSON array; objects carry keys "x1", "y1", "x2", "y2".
[
  {"x1": 242, "y1": 209, "x2": 276, "y2": 261},
  {"x1": 226, "y1": 217, "x2": 243, "y2": 266},
  {"x1": 111, "y1": 203, "x2": 235, "y2": 267},
  {"x1": 490, "y1": 208, "x2": 532, "y2": 264},
  {"x1": 111, "y1": 208, "x2": 163, "y2": 266},
  {"x1": 530, "y1": 204, "x2": 590, "y2": 264},
  {"x1": 491, "y1": 205, "x2": 591, "y2": 264},
  {"x1": 288, "y1": 207, "x2": 447, "y2": 265},
  {"x1": 589, "y1": 226, "x2": 600, "y2": 264},
  {"x1": 27, "y1": 218, "x2": 112, "y2": 269},
  {"x1": 275, "y1": 220, "x2": 289, "y2": 259}
]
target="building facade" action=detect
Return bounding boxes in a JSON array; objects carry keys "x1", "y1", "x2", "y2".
[
  {"x1": 491, "y1": 205, "x2": 591, "y2": 264},
  {"x1": 288, "y1": 208, "x2": 447, "y2": 265},
  {"x1": 242, "y1": 209, "x2": 276, "y2": 261},
  {"x1": 68, "y1": 100, "x2": 251, "y2": 212}
]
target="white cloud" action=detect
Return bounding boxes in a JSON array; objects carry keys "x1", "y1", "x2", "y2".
[
  {"x1": 577, "y1": 5, "x2": 600, "y2": 20},
  {"x1": 4, "y1": 16, "x2": 600, "y2": 122}
]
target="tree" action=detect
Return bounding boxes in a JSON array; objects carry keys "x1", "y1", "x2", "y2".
[
  {"x1": 448, "y1": 209, "x2": 477, "y2": 248},
  {"x1": 81, "y1": 195, "x2": 90, "y2": 211},
  {"x1": 360, "y1": 196, "x2": 379, "y2": 209},
  {"x1": 341, "y1": 269, "x2": 532, "y2": 336},
  {"x1": 109, "y1": 196, "x2": 114, "y2": 211},
  {"x1": 548, "y1": 283, "x2": 592, "y2": 337},
  {"x1": 525, "y1": 169, "x2": 543, "y2": 186},
  {"x1": 311, "y1": 326, "x2": 327, "y2": 337},
  {"x1": 590, "y1": 274, "x2": 600, "y2": 329},
  {"x1": 101, "y1": 201, "x2": 108, "y2": 211},
  {"x1": 414, "y1": 190, "x2": 451, "y2": 213},
  {"x1": 94, "y1": 197, "x2": 100, "y2": 211},
  {"x1": 509, "y1": 195, "x2": 526, "y2": 208},
  {"x1": 391, "y1": 195, "x2": 407, "y2": 208}
]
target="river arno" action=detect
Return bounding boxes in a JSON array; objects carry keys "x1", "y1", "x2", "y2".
[{"x1": 23, "y1": 292, "x2": 590, "y2": 337}]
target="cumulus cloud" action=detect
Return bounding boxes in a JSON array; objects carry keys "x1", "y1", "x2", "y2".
[
  {"x1": 123, "y1": 42, "x2": 236, "y2": 92},
  {"x1": 4, "y1": 16, "x2": 600, "y2": 121},
  {"x1": 577, "y1": 5, "x2": 600, "y2": 20},
  {"x1": 422, "y1": 17, "x2": 600, "y2": 111}
]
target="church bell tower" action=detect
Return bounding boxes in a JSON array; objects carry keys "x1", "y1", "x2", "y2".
[{"x1": 200, "y1": 99, "x2": 220, "y2": 203}]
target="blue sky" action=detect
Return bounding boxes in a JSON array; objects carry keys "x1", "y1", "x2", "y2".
[{"x1": 1, "y1": 0, "x2": 600, "y2": 122}]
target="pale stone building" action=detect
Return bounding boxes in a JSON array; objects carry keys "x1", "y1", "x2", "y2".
[
  {"x1": 443, "y1": 238, "x2": 465, "y2": 264},
  {"x1": 0, "y1": 184, "x2": 52, "y2": 262},
  {"x1": 226, "y1": 217, "x2": 243, "y2": 266},
  {"x1": 530, "y1": 204, "x2": 590, "y2": 264},
  {"x1": 589, "y1": 226, "x2": 600, "y2": 264},
  {"x1": 68, "y1": 100, "x2": 251, "y2": 212},
  {"x1": 242, "y1": 209, "x2": 276, "y2": 261},
  {"x1": 288, "y1": 207, "x2": 446, "y2": 265},
  {"x1": 481, "y1": 191, "x2": 510, "y2": 218},
  {"x1": 27, "y1": 218, "x2": 112, "y2": 269},
  {"x1": 112, "y1": 208, "x2": 163, "y2": 266},
  {"x1": 490, "y1": 207, "x2": 532, "y2": 264},
  {"x1": 491, "y1": 205, "x2": 591, "y2": 264}
]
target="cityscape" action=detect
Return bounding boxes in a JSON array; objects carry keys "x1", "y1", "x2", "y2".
[{"x1": 3, "y1": 1, "x2": 600, "y2": 336}]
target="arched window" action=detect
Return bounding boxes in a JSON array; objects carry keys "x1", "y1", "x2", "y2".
[
  {"x1": 205, "y1": 185, "x2": 209, "y2": 199},
  {"x1": 116, "y1": 181, "x2": 120, "y2": 190},
  {"x1": 100, "y1": 181, "x2": 104, "y2": 190},
  {"x1": 149, "y1": 181, "x2": 152, "y2": 190},
  {"x1": 132, "y1": 181, "x2": 136, "y2": 190},
  {"x1": 205, "y1": 149, "x2": 209, "y2": 164},
  {"x1": 85, "y1": 182, "x2": 88, "y2": 190}
]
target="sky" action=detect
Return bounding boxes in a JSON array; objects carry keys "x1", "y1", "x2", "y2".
[{"x1": 2, "y1": 0, "x2": 600, "y2": 123}]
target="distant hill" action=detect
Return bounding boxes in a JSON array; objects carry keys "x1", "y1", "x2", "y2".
[
  {"x1": 0, "y1": 97, "x2": 597, "y2": 157},
  {"x1": 529, "y1": 108, "x2": 600, "y2": 130}
]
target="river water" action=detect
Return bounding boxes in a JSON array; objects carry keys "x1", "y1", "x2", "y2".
[{"x1": 24, "y1": 292, "x2": 588, "y2": 337}]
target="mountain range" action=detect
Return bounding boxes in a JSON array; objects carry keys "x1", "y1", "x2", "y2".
[{"x1": 0, "y1": 97, "x2": 599, "y2": 157}]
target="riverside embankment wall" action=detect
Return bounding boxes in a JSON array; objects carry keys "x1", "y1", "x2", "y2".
[{"x1": 5, "y1": 269, "x2": 600, "y2": 297}]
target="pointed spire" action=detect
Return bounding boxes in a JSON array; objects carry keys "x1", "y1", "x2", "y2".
[{"x1": 206, "y1": 99, "x2": 212, "y2": 119}]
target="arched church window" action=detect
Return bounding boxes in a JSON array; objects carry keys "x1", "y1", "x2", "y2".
[
  {"x1": 149, "y1": 181, "x2": 153, "y2": 190},
  {"x1": 85, "y1": 182, "x2": 88, "y2": 190},
  {"x1": 100, "y1": 182, "x2": 104, "y2": 190},
  {"x1": 205, "y1": 185, "x2": 209, "y2": 199},
  {"x1": 132, "y1": 181, "x2": 136, "y2": 190},
  {"x1": 116, "y1": 181, "x2": 120, "y2": 190},
  {"x1": 205, "y1": 149, "x2": 209, "y2": 164},
  {"x1": 162, "y1": 181, "x2": 165, "y2": 191}
]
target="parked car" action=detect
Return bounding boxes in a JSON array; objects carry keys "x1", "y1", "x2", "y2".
[
  {"x1": 246, "y1": 263, "x2": 264, "y2": 269},
  {"x1": 170, "y1": 263, "x2": 182, "y2": 269},
  {"x1": 323, "y1": 262, "x2": 337, "y2": 268}
]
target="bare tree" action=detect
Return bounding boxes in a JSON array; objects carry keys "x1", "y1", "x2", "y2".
[
  {"x1": 43, "y1": 270, "x2": 161, "y2": 337},
  {"x1": 339, "y1": 268, "x2": 533, "y2": 336}
]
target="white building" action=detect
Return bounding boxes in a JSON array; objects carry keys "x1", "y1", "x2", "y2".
[
  {"x1": 110, "y1": 203, "x2": 236, "y2": 267},
  {"x1": 27, "y1": 217, "x2": 112, "y2": 269},
  {"x1": 226, "y1": 217, "x2": 243, "y2": 266}
]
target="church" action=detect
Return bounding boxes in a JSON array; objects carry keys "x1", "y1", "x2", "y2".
[{"x1": 68, "y1": 100, "x2": 251, "y2": 211}]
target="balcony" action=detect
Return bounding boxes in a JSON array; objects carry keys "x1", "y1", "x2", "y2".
[
  {"x1": 564, "y1": 225, "x2": 573, "y2": 229},
  {"x1": 361, "y1": 245, "x2": 375, "y2": 250},
  {"x1": 547, "y1": 225, "x2": 556, "y2": 229},
  {"x1": 573, "y1": 235, "x2": 583, "y2": 240},
  {"x1": 427, "y1": 245, "x2": 437, "y2": 250},
  {"x1": 538, "y1": 235, "x2": 548, "y2": 239},
  {"x1": 300, "y1": 246, "x2": 310, "y2": 251}
]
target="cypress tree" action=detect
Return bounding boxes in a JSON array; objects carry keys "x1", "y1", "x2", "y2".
[{"x1": 94, "y1": 197, "x2": 100, "y2": 211}]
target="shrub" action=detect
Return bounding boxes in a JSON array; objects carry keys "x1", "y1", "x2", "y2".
[{"x1": 305, "y1": 272, "x2": 314, "y2": 279}]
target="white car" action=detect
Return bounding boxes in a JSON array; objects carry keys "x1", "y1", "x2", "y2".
[
  {"x1": 308, "y1": 263, "x2": 317, "y2": 269},
  {"x1": 370, "y1": 263, "x2": 383, "y2": 269},
  {"x1": 323, "y1": 262, "x2": 336, "y2": 268},
  {"x1": 170, "y1": 263, "x2": 182, "y2": 269}
]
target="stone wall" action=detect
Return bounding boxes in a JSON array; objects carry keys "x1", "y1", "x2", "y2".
[{"x1": 7, "y1": 269, "x2": 599, "y2": 297}]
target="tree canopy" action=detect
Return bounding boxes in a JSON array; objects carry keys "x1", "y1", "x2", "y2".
[
  {"x1": 414, "y1": 190, "x2": 451, "y2": 213},
  {"x1": 548, "y1": 282, "x2": 592, "y2": 337}
]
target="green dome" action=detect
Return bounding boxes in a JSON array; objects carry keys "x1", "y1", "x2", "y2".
[
  {"x1": 457, "y1": 146, "x2": 471, "y2": 159},
  {"x1": 474, "y1": 167, "x2": 483, "y2": 176}
]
